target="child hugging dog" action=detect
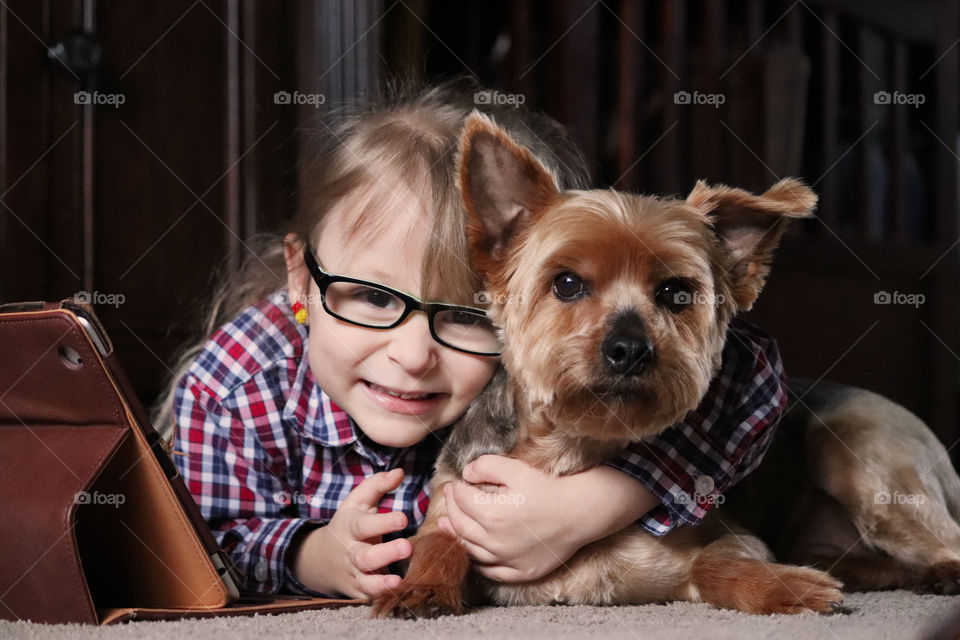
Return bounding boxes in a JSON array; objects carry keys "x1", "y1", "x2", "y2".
[{"x1": 374, "y1": 112, "x2": 960, "y2": 617}]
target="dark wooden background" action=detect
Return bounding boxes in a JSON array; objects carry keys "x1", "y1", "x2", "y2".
[{"x1": 2, "y1": 0, "x2": 959, "y2": 464}]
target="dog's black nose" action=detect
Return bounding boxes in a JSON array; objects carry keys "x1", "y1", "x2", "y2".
[{"x1": 602, "y1": 334, "x2": 654, "y2": 376}]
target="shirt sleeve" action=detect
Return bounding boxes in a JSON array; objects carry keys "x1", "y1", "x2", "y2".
[
  {"x1": 604, "y1": 320, "x2": 787, "y2": 535},
  {"x1": 172, "y1": 370, "x2": 328, "y2": 596}
]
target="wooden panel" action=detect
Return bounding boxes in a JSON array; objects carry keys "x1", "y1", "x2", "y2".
[
  {"x1": 804, "y1": 0, "x2": 943, "y2": 42},
  {"x1": 1, "y1": 0, "x2": 85, "y2": 302},
  {"x1": 1, "y1": 0, "x2": 302, "y2": 405}
]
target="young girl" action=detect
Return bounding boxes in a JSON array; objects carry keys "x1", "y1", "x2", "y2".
[{"x1": 155, "y1": 81, "x2": 787, "y2": 599}]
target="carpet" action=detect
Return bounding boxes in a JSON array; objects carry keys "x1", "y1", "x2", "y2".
[{"x1": 2, "y1": 592, "x2": 959, "y2": 640}]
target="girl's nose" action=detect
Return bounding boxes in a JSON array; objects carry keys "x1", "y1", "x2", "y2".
[{"x1": 385, "y1": 312, "x2": 440, "y2": 375}]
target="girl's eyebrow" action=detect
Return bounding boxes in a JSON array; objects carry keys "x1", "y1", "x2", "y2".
[{"x1": 367, "y1": 269, "x2": 396, "y2": 282}]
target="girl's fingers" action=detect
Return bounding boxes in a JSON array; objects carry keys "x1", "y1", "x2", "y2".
[
  {"x1": 439, "y1": 519, "x2": 499, "y2": 564},
  {"x1": 351, "y1": 537, "x2": 412, "y2": 573},
  {"x1": 462, "y1": 454, "x2": 521, "y2": 485},
  {"x1": 349, "y1": 510, "x2": 408, "y2": 541},
  {"x1": 341, "y1": 469, "x2": 405, "y2": 510},
  {"x1": 442, "y1": 484, "x2": 491, "y2": 546},
  {"x1": 356, "y1": 572, "x2": 404, "y2": 599}
]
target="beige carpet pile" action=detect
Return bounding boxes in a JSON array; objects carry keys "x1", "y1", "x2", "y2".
[{"x1": 2, "y1": 591, "x2": 959, "y2": 639}]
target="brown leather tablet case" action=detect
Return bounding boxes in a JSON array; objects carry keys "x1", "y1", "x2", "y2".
[{"x1": 0, "y1": 300, "x2": 362, "y2": 624}]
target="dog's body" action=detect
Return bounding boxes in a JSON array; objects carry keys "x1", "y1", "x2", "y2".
[
  {"x1": 726, "y1": 379, "x2": 960, "y2": 593},
  {"x1": 372, "y1": 113, "x2": 960, "y2": 618}
]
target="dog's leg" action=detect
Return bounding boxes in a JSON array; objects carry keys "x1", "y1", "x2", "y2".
[
  {"x1": 690, "y1": 538, "x2": 844, "y2": 614},
  {"x1": 487, "y1": 522, "x2": 842, "y2": 614},
  {"x1": 370, "y1": 476, "x2": 473, "y2": 619},
  {"x1": 799, "y1": 386, "x2": 960, "y2": 594}
]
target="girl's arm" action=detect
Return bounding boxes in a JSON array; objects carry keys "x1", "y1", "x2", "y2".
[
  {"x1": 440, "y1": 320, "x2": 785, "y2": 582},
  {"x1": 174, "y1": 371, "x2": 315, "y2": 595},
  {"x1": 606, "y1": 320, "x2": 785, "y2": 536}
]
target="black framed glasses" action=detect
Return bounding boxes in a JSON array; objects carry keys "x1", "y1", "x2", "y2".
[{"x1": 303, "y1": 245, "x2": 501, "y2": 356}]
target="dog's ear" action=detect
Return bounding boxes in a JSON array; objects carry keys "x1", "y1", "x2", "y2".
[
  {"x1": 457, "y1": 111, "x2": 560, "y2": 274},
  {"x1": 687, "y1": 178, "x2": 816, "y2": 310}
]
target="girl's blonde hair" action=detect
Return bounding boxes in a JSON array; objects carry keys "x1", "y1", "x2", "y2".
[{"x1": 152, "y1": 78, "x2": 590, "y2": 441}]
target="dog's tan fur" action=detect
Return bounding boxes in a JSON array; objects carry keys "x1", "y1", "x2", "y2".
[
  {"x1": 725, "y1": 382, "x2": 960, "y2": 594},
  {"x1": 372, "y1": 113, "x2": 960, "y2": 618}
]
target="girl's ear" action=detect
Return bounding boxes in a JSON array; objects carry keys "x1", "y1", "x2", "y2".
[
  {"x1": 456, "y1": 112, "x2": 560, "y2": 277},
  {"x1": 284, "y1": 233, "x2": 310, "y2": 315}
]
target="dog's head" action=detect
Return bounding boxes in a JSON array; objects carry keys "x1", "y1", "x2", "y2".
[{"x1": 457, "y1": 112, "x2": 816, "y2": 441}]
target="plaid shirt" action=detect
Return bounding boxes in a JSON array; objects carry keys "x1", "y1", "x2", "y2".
[{"x1": 172, "y1": 290, "x2": 786, "y2": 596}]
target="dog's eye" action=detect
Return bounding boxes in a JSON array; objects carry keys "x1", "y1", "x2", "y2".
[
  {"x1": 655, "y1": 279, "x2": 695, "y2": 312},
  {"x1": 553, "y1": 272, "x2": 589, "y2": 300}
]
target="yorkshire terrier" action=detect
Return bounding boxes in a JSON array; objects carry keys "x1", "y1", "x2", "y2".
[{"x1": 372, "y1": 113, "x2": 960, "y2": 617}]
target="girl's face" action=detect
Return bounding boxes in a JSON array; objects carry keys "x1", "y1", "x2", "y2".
[{"x1": 286, "y1": 187, "x2": 497, "y2": 449}]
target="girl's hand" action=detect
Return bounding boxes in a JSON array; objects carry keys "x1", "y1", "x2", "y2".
[
  {"x1": 438, "y1": 455, "x2": 658, "y2": 583},
  {"x1": 288, "y1": 468, "x2": 411, "y2": 598}
]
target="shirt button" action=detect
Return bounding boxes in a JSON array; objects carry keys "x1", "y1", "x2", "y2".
[
  {"x1": 254, "y1": 559, "x2": 268, "y2": 583},
  {"x1": 694, "y1": 475, "x2": 715, "y2": 496}
]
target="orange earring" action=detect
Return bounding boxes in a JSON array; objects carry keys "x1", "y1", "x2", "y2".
[{"x1": 292, "y1": 301, "x2": 308, "y2": 324}]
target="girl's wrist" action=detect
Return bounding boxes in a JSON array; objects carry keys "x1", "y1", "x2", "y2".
[{"x1": 287, "y1": 525, "x2": 338, "y2": 596}]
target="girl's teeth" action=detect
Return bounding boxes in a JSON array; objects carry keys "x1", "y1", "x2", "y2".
[{"x1": 372, "y1": 383, "x2": 431, "y2": 400}]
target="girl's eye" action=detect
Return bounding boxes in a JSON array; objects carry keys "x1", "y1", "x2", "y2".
[
  {"x1": 553, "y1": 272, "x2": 589, "y2": 301},
  {"x1": 353, "y1": 286, "x2": 397, "y2": 309},
  {"x1": 446, "y1": 311, "x2": 482, "y2": 326},
  {"x1": 655, "y1": 278, "x2": 695, "y2": 312}
]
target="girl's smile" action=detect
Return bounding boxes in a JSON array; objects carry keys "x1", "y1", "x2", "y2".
[
  {"x1": 361, "y1": 379, "x2": 447, "y2": 415},
  {"x1": 287, "y1": 171, "x2": 497, "y2": 449}
]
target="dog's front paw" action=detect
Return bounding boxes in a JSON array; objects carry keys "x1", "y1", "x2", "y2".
[
  {"x1": 370, "y1": 581, "x2": 464, "y2": 619},
  {"x1": 915, "y1": 561, "x2": 960, "y2": 595},
  {"x1": 756, "y1": 566, "x2": 845, "y2": 615}
]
